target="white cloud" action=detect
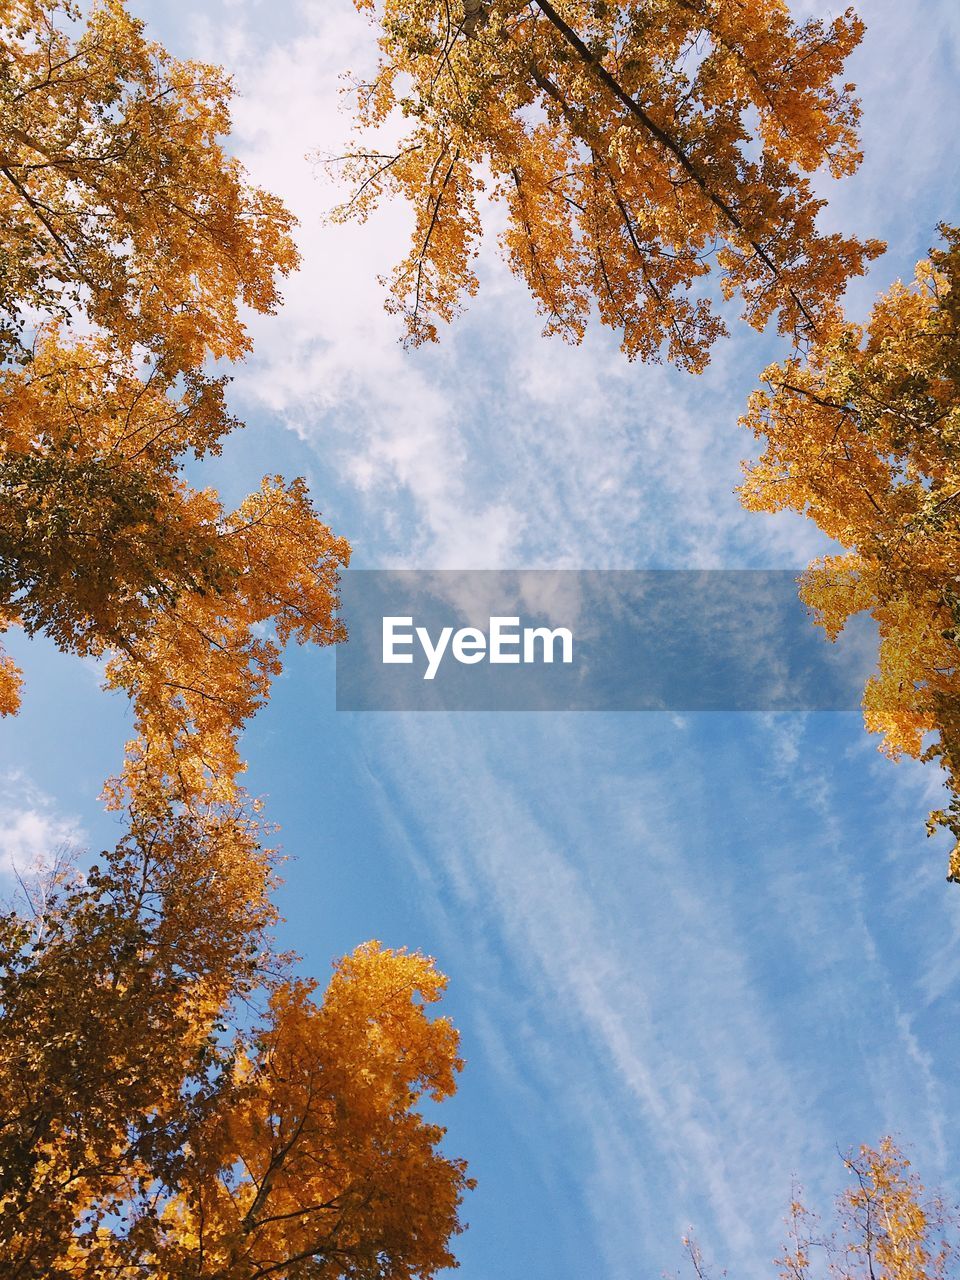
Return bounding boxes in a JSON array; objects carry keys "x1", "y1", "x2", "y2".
[
  {"x1": 172, "y1": 0, "x2": 839, "y2": 572},
  {"x1": 0, "y1": 771, "x2": 86, "y2": 883},
  {"x1": 138, "y1": 0, "x2": 959, "y2": 574}
]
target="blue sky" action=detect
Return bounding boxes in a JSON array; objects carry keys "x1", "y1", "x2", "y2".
[{"x1": 3, "y1": 1, "x2": 960, "y2": 1276}]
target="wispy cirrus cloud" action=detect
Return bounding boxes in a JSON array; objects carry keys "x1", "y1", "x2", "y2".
[{"x1": 355, "y1": 709, "x2": 958, "y2": 1279}]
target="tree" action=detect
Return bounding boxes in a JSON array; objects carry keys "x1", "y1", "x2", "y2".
[
  {"x1": 0, "y1": 4, "x2": 472, "y2": 1273},
  {"x1": 0, "y1": 819, "x2": 277, "y2": 1275},
  {"x1": 0, "y1": 845, "x2": 472, "y2": 1277},
  {"x1": 329, "y1": 0, "x2": 882, "y2": 369},
  {"x1": 686, "y1": 1139, "x2": 956, "y2": 1280},
  {"x1": 0, "y1": 0, "x2": 296, "y2": 374},
  {"x1": 0, "y1": 0, "x2": 351, "y2": 1149},
  {"x1": 146, "y1": 943, "x2": 471, "y2": 1280},
  {"x1": 0, "y1": 332, "x2": 349, "y2": 813},
  {"x1": 0, "y1": 0, "x2": 348, "y2": 812},
  {"x1": 740, "y1": 227, "x2": 960, "y2": 880},
  {"x1": 779, "y1": 1139, "x2": 955, "y2": 1280}
]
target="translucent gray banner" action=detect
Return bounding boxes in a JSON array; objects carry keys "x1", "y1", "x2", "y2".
[{"x1": 334, "y1": 570, "x2": 878, "y2": 712}]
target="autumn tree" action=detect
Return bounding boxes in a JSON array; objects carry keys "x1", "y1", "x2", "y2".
[
  {"x1": 778, "y1": 1139, "x2": 955, "y2": 1280},
  {"x1": 0, "y1": 3, "x2": 471, "y2": 1274},
  {"x1": 0, "y1": 818, "x2": 277, "y2": 1275},
  {"x1": 741, "y1": 226, "x2": 960, "y2": 880},
  {"x1": 0, "y1": 0, "x2": 349, "y2": 901},
  {"x1": 145, "y1": 943, "x2": 471, "y2": 1279},
  {"x1": 685, "y1": 1139, "x2": 956, "y2": 1280},
  {"x1": 329, "y1": 0, "x2": 882, "y2": 369},
  {"x1": 0, "y1": 842, "x2": 471, "y2": 1277},
  {"x1": 0, "y1": 0, "x2": 294, "y2": 372},
  {"x1": 0, "y1": 0, "x2": 348, "y2": 808}
]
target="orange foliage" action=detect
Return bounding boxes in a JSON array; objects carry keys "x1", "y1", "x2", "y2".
[
  {"x1": 776, "y1": 1140, "x2": 955, "y2": 1280},
  {"x1": 741, "y1": 227, "x2": 960, "y2": 878},
  {"x1": 0, "y1": 6, "x2": 471, "y2": 1275},
  {"x1": 331, "y1": 0, "x2": 882, "y2": 368}
]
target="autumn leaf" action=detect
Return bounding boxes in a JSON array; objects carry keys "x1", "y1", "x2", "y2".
[
  {"x1": 329, "y1": 0, "x2": 883, "y2": 369},
  {"x1": 740, "y1": 225, "x2": 960, "y2": 881}
]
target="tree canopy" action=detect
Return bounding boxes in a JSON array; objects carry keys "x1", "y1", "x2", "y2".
[
  {"x1": 0, "y1": 0, "x2": 348, "y2": 812},
  {"x1": 0, "y1": 4, "x2": 471, "y2": 1274},
  {"x1": 689, "y1": 1138, "x2": 957, "y2": 1280},
  {"x1": 1, "y1": 845, "x2": 471, "y2": 1277},
  {"x1": 741, "y1": 226, "x2": 960, "y2": 880},
  {"x1": 330, "y1": 0, "x2": 882, "y2": 369}
]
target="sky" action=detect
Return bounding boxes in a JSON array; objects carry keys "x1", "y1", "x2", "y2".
[{"x1": 3, "y1": 1, "x2": 960, "y2": 1277}]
